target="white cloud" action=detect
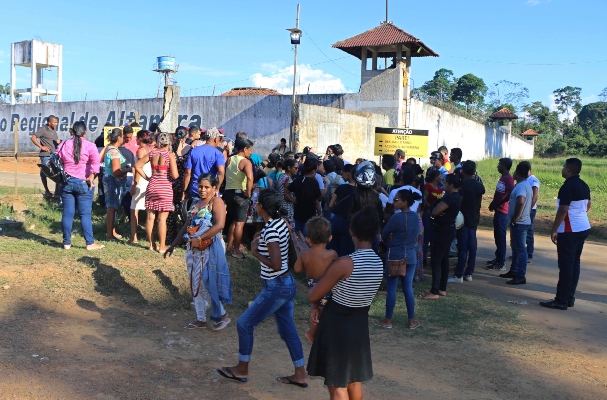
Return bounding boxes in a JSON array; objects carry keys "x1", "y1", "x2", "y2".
[
  {"x1": 548, "y1": 94, "x2": 576, "y2": 122},
  {"x1": 250, "y1": 64, "x2": 347, "y2": 94},
  {"x1": 179, "y1": 63, "x2": 237, "y2": 77},
  {"x1": 525, "y1": 0, "x2": 552, "y2": 5},
  {"x1": 582, "y1": 94, "x2": 599, "y2": 104}
]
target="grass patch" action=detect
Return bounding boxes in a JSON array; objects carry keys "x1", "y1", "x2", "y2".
[
  {"x1": 0, "y1": 189, "x2": 538, "y2": 341},
  {"x1": 475, "y1": 158, "x2": 606, "y2": 241}
]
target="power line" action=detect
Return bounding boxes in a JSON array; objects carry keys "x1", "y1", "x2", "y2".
[
  {"x1": 443, "y1": 55, "x2": 607, "y2": 66},
  {"x1": 301, "y1": 28, "x2": 361, "y2": 77}
]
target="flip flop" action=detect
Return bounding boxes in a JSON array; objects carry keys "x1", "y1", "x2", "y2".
[
  {"x1": 276, "y1": 377, "x2": 308, "y2": 388},
  {"x1": 212, "y1": 318, "x2": 231, "y2": 331},
  {"x1": 373, "y1": 321, "x2": 393, "y2": 329},
  {"x1": 419, "y1": 293, "x2": 440, "y2": 300},
  {"x1": 408, "y1": 321, "x2": 421, "y2": 330},
  {"x1": 230, "y1": 253, "x2": 245, "y2": 260},
  {"x1": 185, "y1": 321, "x2": 206, "y2": 329},
  {"x1": 217, "y1": 367, "x2": 247, "y2": 383}
]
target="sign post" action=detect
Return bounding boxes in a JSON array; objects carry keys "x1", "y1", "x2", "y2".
[{"x1": 374, "y1": 127, "x2": 429, "y2": 159}]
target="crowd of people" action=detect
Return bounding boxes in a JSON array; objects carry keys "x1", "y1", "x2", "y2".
[{"x1": 32, "y1": 113, "x2": 592, "y2": 398}]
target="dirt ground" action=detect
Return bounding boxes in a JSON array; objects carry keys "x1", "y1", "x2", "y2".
[
  {"x1": 0, "y1": 156, "x2": 41, "y2": 175},
  {"x1": 1, "y1": 258, "x2": 605, "y2": 400}
]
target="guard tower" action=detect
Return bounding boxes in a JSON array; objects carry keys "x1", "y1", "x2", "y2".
[
  {"x1": 10, "y1": 40, "x2": 62, "y2": 104},
  {"x1": 333, "y1": 22, "x2": 438, "y2": 127}
]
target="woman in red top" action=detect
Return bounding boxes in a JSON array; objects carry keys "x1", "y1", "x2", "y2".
[
  {"x1": 422, "y1": 169, "x2": 444, "y2": 265},
  {"x1": 135, "y1": 132, "x2": 178, "y2": 253}
]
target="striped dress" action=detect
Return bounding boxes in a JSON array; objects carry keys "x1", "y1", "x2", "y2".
[
  {"x1": 145, "y1": 149, "x2": 174, "y2": 212},
  {"x1": 307, "y1": 248, "x2": 384, "y2": 387}
]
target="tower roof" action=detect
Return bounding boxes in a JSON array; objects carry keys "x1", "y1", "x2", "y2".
[
  {"x1": 522, "y1": 129, "x2": 539, "y2": 136},
  {"x1": 332, "y1": 22, "x2": 439, "y2": 59},
  {"x1": 490, "y1": 108, "x2": 519, "y2": 120}
]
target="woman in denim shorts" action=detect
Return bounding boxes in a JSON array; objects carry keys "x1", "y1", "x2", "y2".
[{"x1": 102, "y1": 128, "x2": 132, "y2": 240}]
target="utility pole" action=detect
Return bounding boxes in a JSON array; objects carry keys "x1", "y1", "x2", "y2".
[
  {"x1": 288, "y1": 4, "x2": 301, "y2": 151},
  {"x1": 386, "y1": 0, "x2": 389, "y2": 23}
]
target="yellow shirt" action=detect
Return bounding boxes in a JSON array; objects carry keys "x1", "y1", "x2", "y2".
[
  {"x1": 384, "y1": 168, "x2": 395, "y2": 185},
  {"x1": 225, "y1": 155, "x2": 248, "y2": 191},
  {"x1": 443, "y1": 161, "x2": 452, "y2": 173}
]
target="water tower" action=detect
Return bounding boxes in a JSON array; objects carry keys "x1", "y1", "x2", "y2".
[
  {"x1": 153, "y1": 56, "x2": 178, "y2": 87},
  {"x1": 10, "y1": 40, "x2": 63, "y2": 104}
]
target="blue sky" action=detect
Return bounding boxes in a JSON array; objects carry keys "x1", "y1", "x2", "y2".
[{"x1": 1, "y1": 0, "x2": 606, "y2": 107}]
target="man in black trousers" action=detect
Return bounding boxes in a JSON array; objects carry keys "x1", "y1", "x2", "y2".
[{"x1": 540, "y1": 158, "x2": 591, "y2": 310}]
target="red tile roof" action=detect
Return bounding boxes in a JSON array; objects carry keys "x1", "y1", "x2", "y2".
[
  {"x1": 220, "y1": 87, "x2": 281, "y2": 97},
  {"x1": 332, "y1": 23, "x2": 438, "y2": 59},
  {"x1": 522, "y1": 129, "x2": 539, "y2": 136},
  {"x1": 490, "y1": 108, "x2": 519, "y2": 120}
]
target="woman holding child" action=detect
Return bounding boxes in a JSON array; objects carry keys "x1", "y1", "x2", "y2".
[
  {"x1": 375, "y1": 189, "x2": 421, "y2": 330},
  {"x1": 165, "y1": 174, "x2": 232, "y2": 330},
  {"x1": 307, "y1": 206, "x2": 384, "y2": 399},
  {"x1": 217, "y1": 189, "x2": 307, "y2": 387}
]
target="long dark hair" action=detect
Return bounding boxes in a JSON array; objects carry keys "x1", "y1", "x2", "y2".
[
  {"x1": 258, "y1": 189, "x2": 287, "y2": 219},
  {"x1": 72, "y1": 121, "x2": 87, "y2": 164}
]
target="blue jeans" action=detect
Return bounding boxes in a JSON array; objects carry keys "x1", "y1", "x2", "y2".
[
  {"x1": 555, "y1": 230, "x2": 590, "y2": 304},
  {"x1": 493, "y1": 212, "x2": 509, "y2": 264},
  {"x1": 103, "y1": 175, "x2": 125, "y2": 209},
  {"x1": 294, "y1": 219, "x2": 307, "y2": 237},
  {"x1": 422, "y1": 210, "x2": 433, "y2": 263},
  {"x1": 236, "y1": 274, "x2": 305, "y2": 367},
  {"x1": 60, "y1": 178, "x2": 95, "y2": 245},
  {"x1": 509, "y1": 223, "x2": 530, "y2": 278},
  {"x1": 526, "y1": 209, "x2": 536, "y2": 258},
  {"x1": 329, "y1": 213, "x2": 354, "y2": 257},
  {"x1": 40, "y1": 156, "x2": 50, "y2": 179},
  {"x1": 385, "y1": 263, "x2": 416, "y2": 319},
  {"x1": 455, "y1": 226, "x2": 477, "y2": 277}
]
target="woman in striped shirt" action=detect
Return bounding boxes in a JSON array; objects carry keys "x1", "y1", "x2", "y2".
[
  {"x1": 218, "y1": 189, "x2": 308, "y2": 388},
  {"x1": 307, "y1": 206, "x2": 384, "y2": 399}
]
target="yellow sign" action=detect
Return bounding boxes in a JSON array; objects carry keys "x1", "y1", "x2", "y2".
[
  {"x1": 374, "y1": 127, "x2": 429, "y2": 159},
  {"x1": 103, "y1": 126, "x2": 142, "y2": 146}
]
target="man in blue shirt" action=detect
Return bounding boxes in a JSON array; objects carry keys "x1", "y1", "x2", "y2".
[
  {"x1": 182, "y1": 127, "x2": 226, "y2": 199},
  {"x1": 427, "y1": 151, "x2": 448, "y2": 189},
  {"x1": 500, "y1": 162, "x2": 533, "y2": 285}
]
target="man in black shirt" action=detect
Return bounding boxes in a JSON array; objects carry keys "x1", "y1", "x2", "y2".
[
  {"x1": 287, "y1": 158, "x2": 322, "y2": 236},
  {"x1": 449, "y1": 161, "x2": 485, "y2": 283},
  {"x1": 540, "y1": 158, "x2": 591, "y2": 310}
]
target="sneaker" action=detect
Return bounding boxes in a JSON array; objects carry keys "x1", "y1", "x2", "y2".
[
  {"x1": 447, "y1": 275, "x2": 463, "y2": 283},
  {"x1": 491, "y1": 263, "x2": 506, "y2": 271},
  {"x1": 463, "y1": 275, "x2": 472, "y2": 282},
  {"x1": 486, "y1": 259, "x2": 498, "y2": 265}
]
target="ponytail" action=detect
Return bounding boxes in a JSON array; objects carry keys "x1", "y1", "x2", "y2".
[{"x1": 72, "y1": 121, "x2": 87, "y2": 164}]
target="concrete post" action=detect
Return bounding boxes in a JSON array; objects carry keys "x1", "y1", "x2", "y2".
[
  {"x1": 10, "y1": 43, "x2": 16, "y2": 105},
  {"x1": 361, "y1": 47, "x2": 367, "y2": 76},
  {"x1": 371, "y1": 48, "x2": 378, "y2": 70},
  {"x1": 30, "y1": 41, "x2": 37, "y2": 104},
  {"x1": 56, "y1": 45, "x2": 62, "y2": 102}
]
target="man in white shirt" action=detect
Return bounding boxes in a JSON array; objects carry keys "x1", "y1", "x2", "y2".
[{"x1": 519, "y1": 161, "x2": 540, "y2": 262}]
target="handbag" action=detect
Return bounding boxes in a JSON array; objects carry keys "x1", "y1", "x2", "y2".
[
  {"x1": 386, "y1": 212, "x2": 408, "y2": 277},
  {"x1": 37, "y1": 142, "x2": 69, "y2": 184},
  {"x1": 190, "y1": 237, "x2": 213, "y2": 251}
]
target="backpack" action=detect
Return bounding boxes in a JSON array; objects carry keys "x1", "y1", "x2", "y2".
[
  {"x1": 324, "y1": 173, "x2": 341, "y2": 204},
  {"x1": 38, "y1": 142, "x2": 69, "y2": 184}
]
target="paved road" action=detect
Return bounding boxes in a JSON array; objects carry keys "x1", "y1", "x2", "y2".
[
  {"x1": 0, "y1": 171, "x2": 44, "y2": 191},
  {"x1": 463, "y1": 229, "x2": 606, "y2": 356}
]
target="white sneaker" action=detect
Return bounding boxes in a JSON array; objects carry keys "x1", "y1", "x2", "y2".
[
  {"x1": 447, "y1": 275, "x2": 463, "y2": 283},
  {"x1": 464, "y1": 275, "x2": 473, "y2": 282}
]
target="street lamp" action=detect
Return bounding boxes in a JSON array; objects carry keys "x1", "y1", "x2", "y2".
[{"x1": 287, "y1": 4, "x2": 301, "y2": 151}]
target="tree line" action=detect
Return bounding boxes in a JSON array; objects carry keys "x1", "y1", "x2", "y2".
[{"x1": 412, "y1": 69, "x2": 607, "y2": 157}]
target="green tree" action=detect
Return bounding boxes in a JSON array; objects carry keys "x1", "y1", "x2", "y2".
[
  {"x1": 553, "y1": 86, "x2": 582, "y2": 117},
  {"x1": 452, "y1": 73, "x2": 487, "y2": 112},
  {"x1": 420, "y1": 68, "x2": 456, "y2": 103},
  {"x1": 487, "y1": 80, "x2": 529, "y2": 112},
  {"x1": 599, "y1": 87, "x2": 607, "y2": 102},
  {"x1": 577, "y1": 101, "x2": 607, "y2": 132}
]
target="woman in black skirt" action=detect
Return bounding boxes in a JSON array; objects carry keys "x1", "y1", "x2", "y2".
[{"x1": 307, "y1": 206, "x2": 384, "y2": 399}]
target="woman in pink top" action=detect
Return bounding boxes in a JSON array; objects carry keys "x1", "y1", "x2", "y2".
[{"x1": 57, "y1": 121, "x2": 104, "y2": 251}]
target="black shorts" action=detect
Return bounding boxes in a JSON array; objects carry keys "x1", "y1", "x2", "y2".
[{"x1": 223, "y1": 190, "x2": 250, "y2": 223}]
